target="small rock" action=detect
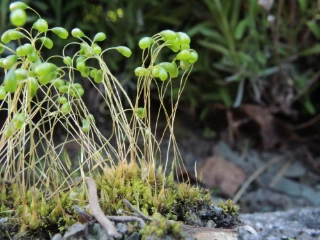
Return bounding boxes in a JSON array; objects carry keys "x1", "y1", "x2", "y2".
[
  {"x1": 63, "y1": 222, "x2": 88, "y2": 239},
  {"x1": 240, "y1": 207, "x2": 320, "y2": 239},
  {"x1": 296, "y1": 231, "x2": 315, "y2": 240},
  {"x1": 90, "y1": 223, "x2": 109, "y2": 240},
  {"x1": 270, "y1": 178, "x2": 320, "y2": 205},
  {"x1": 0, "y1": 218, "x2": 8, "y2": 224},
  {"x1": 205, "y1": 220, "x2": 216, "y2": 228},
  {"x1": 284, "y1": 161, "x2": 306, "y2": 178},
  {"x1": 51, "y1": 233, "x2": 63, "y2": 240},
  {"x1": 116, "y1": 223, "x2": 127, "y2": 234},
  {"x1": 127, "y1": 232, "x2": 140, "y2": 240}
]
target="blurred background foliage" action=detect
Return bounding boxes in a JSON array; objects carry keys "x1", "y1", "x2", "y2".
[{"x1": 1, "y1": 0, "x2": 320, "y2": 124}]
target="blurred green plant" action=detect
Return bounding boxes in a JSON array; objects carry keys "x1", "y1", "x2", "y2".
[
  {"x1": 1, "y1": 0, "x2": 319, "y2": 121},
  {"x1": 187, "y1": 0, "x2": 320, "y2": 118}
]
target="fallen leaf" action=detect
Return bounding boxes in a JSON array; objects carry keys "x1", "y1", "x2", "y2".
[
  {"x1": 240, "y1": 104, "x2": 279, "y2": 150},
  {"x1": 197, "y1": 157, "x2": 245, "y2": 197}
]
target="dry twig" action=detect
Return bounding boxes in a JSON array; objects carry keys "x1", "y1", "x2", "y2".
[
  {"x1": 107, "y1": 216, "x2": 146, "y2": 228},
  {"x1": 123, "y1": 198, "x2": 152, "y2": 221},
  {"x1": 85, "y1": 177, "x2": 122, "y2": 238}
]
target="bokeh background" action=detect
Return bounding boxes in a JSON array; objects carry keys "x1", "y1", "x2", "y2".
[{"x1": 1, "y1": 0, "x2": 320, "y2": 213}]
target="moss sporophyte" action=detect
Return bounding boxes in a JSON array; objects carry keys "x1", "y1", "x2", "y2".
[{"x1": 0, "y1": 1, "x2": 239, "y2": 238}]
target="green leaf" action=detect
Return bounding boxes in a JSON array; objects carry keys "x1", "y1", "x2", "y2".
[
  {"x1": 235, "y1": 19, "x2": 248, "y2": 40},
  {"x1": 298, "y1": 0, "x2": 307, "y2": 13},
  {"x1": 236, "y1": 52, "x2": 253, "y2": 63},
  {"x1": 199, "y1": 28, "x2": 225, "y2": 44},
  {"x1": 304, "y1": 99, "x2": 315, "y2": 115},
  {"x1": 198, "y1": 40, "x2": 230, "y2": 56},
  {"x1": 233, "y1": 79, "x2": 245, "y2": 107},
  {"x1": 255, "y1": 51, "x2": 267, "y2": 65},
  {"x1": 299, "y1": 44, "x2": 320, "y2": 56},
  {"x1": 219, "y1": 86, "x2": 232, "y2": 107},
  {"x1": 187, "y1": 22, "x2": 213, "y2": 37},
  {"x1": 306, "y1": 20, "x2": 320, "y2": 39}
]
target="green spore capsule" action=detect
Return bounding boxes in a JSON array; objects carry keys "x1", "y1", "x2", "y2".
[
  {"x1": 34, "y1": 62, "x2": 57, "y2": 76},
  {"x1": 15, "y1": 68, "x2": 28, "y2": 82},
  {"x1": 38, "y1": 71, "x2": 57, "y2": 85},
  {"x1": 39, "y1": 37, "x2": 53, "y2": 49},
  {"x1": 27, "y1": 51, "x2": 38, "y2": 62},
  {"x1": 76, "y1": 61, "x2": 86, "y2": 72},
  {"x1": 152, "y1": 66, "x2": 160, "y2": 78},
  {"x1": 139, "y1": 37, "x2": 153, "y2": 49},
  {"x1": 116, "y1": 46, "x2": 132, "y2": 57},
  {"x1": 188, "y1": 51, "x2": 198, "y2": 63},
  {"x1": 177, "y1": 32, "x2": 191, "y2": 44},
  {"x1": 81, "y1": 119, "x2": 90, "y2": 133},
  {"x1": 93, "y1": 70, "x2": 103, "y2": 83},
  {"x1": 58, "y1": 85, "x2": 68, "y2": 94},
  {"x1": 16, "y1": 44, "x2": 33, "y2": 56},
  {"x1": 10, "y1": 2, "x2": 28, "y2": 11},
  {"x1": 5, "y1": 122, "x2": 15, "y2": 138},
  {"x1": 51, "y1": 27, "x2": 68, "y2": 39},
  {"x1": 80, "y1": 67, "x2": 90, "y2": 77},
  {"x1": 63, "y1": 56, "x2": 72, "y2": 65},
  {"x1": 52, "y1": 79, "x2": 65, "y2": 88},
  {"x1": 1, "y1": 30, "x2": 13, "y2": 44},
  {"x1": 13, "y1": 113, "x2": 27, "y2": 129},
  {"x1": 33, "y1": 19, "x2": 48, "y2": 32},
  {"x1": 71, "y1": 28, "x2": 84, "y2": 38},
  {"x1": 10, "y1": 9, "x2": 27, "y2": 27},
  {"x1": 0, "y1": 58, "x2": 4, "y2": 68},
  {"x1": 176, "y1": 50, "x2": 191, "y2": 61},
  {"x1": 93, "y1": 32, "x2": 106, "y2": 42},
  {"x1": 0, "y1": 86, "x2": 7, "y2": 100},
  {"x1": 61, "y1": 102, "x2": 71, "y2": 114},
  {"x1": 158, "y1": 67, "x2": 168, "y2": 81},
  {"x1": 180, "y1": 44, "x2": 190, "y2": 50},
  {"x1": 57, "y1": 96, "x2": 67, "y2": 104},
  {"x1": 4, "y1": 68, "x2": 18, "y2": 93},
  {"x1": 136, "y1": 107, "x2": 146, "y2": 119},
  {"x1": 3, "y1": 55, "x2": 18, "y2": 69},
  {"x1": 180, "y1": 60, "x2": 191, "y2": 70},
  {"x1": 87, "y1": 114, "x2": 95, "y2": 121},
  {"x1": 8, "y1": 30, "x2": 25, "y2": 40},
  {"x1": 160, "y1": 30, "x2": 176, "y2": 41},
  {"x1": 134, "y1": 67, "x2": 148, "y2": 77},
  {"x1": 27, "y1": 77, "x2": 38, "y2": 97},
  {"x1": 93, "y1": 45, "x2": 102, "y2": 54}
]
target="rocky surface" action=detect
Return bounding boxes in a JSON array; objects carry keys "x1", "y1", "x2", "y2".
[{"x1": 238, "y1": 207, "x2": 320, "y2": 240}]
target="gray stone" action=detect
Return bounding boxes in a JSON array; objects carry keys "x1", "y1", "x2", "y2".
[
  {"x1": 284, "y1": 161, "x2": 306, "y2": 178},
  {"x1": 238, "y1": 207, "x2": 320, "y2": 240},
  {"x1": 63, "y1": 222, "x2": 88, "y2": 240},
  {"x1": 127, "y1": 232, "x2": 140, "y2": 240},
  {"x1": 270, "y1": 178, "x2": 320, "y2": 205}
]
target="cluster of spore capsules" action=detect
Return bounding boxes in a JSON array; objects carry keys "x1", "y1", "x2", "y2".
[{"x1": 0, "y1": 1, "x2": 198, "y2": 134}]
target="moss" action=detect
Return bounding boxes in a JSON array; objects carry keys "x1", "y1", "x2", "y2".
[
  {"x1": 140, "y1": 212, "x2": 185, "y2": 240},
  {"x1": 218, "y1": 199, "x2": 240, "y2": 216},
  {"x1": 0, "y1": 162, "x2": 240, "y2": 239}
]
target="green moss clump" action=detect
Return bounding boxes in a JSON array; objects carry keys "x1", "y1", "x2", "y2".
[
  {"x1": 140, "y1": 212, "x2": 184, "y2": 240},
  {"x1": 218, "y1": 199, "x2": 240, "y2": 216},
  {"x1": 0, "y1": 163, "x2": 240, "y2": 239}
]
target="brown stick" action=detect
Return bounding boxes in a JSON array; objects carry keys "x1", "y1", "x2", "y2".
[
  {"x1": 107, "y1": 215, "x2": 146, "y2": 228},
  {"x1": 85, "y1": 177, "x2": 122, "y2": 238},
  {"x1": 123, "y1": 198, "x2": 152, "y2": 221}
]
